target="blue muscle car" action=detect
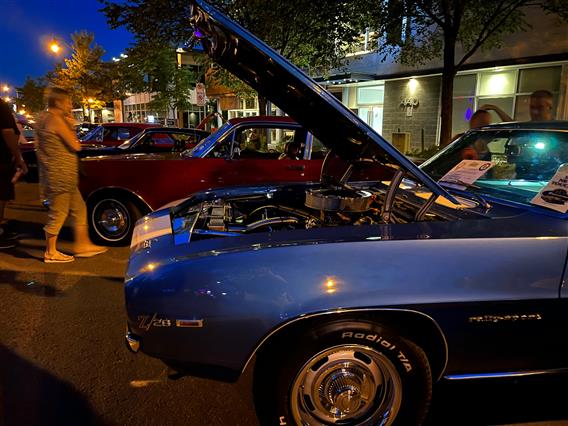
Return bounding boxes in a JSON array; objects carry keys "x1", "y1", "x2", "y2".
[{"x1": 124, "y1": 1, "x2": 568, "y2": 425}]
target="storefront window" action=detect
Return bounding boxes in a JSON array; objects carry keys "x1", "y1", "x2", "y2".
[
  {"x1": 452, "y1": 97, "x2": 475, "y2": 136},
  {"x1": 453, "y1": 74, "x2": 477, "y2": 97},
  {"x1": 478, "y1": 70, "x2": 516, "y2": 96},
  {"x1": 518, "y1": 67, "x2": 561, "y2": 93},
  {"x1": 357, "y1": 86, "x2": 384, "y2": 104},
  {"x1": 477, "y1": 97, "x2": 514, "y2": 122}
]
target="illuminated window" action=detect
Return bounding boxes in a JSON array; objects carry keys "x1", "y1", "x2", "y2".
[
  {"x1": 357, "y1": 86, "x2": 384, "y2": 105},
  {"x1": 478, "y1": 70, "x2": 516, "y2": 96}
]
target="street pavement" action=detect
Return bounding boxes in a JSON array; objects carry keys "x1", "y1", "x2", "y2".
[{"x1": 1, "y1": 183, "x2": 567, "y2": 426}]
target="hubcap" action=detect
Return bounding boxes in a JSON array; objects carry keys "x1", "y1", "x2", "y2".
[
  {"x1": 93, "y1": 200, "x2": 129, "y2": 240},
  {"x1": 290, "y1": 345, "x2": 402, "y2": 425}
]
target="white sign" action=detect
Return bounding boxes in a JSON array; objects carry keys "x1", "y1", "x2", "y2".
[
  {"x1": 401, "y1": 97, "x2": 419, "y2": 117},
  {"x1": 195, "y1": 83, "x2": 206, "y2": 107},
  {"x1": 531, "y1": 164, "x2": 568, "y2": 213},
  {"x1": 439, "y1": 160, "x2": 495, "y2": 189}
]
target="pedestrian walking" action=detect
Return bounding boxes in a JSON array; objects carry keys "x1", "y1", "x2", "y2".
[
  {"x1": 0, "y1": 98, "x2": 27, "y2": 249},
  {"x1": 35, "y1": 87, "x2": 107, "y2": 263}
]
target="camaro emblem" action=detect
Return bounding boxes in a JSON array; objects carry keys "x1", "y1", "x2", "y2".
[{"x1": 137, "y1": 313, "x2": 171, "y2": 330}]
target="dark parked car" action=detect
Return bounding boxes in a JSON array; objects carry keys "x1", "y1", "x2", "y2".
[
  {"x1": 80, "y1": 122, "x2": 158, "y2": 147},
  {"x1": 79, "y1": 116, "x2": 341, "y2": 245},
  {"x1": 22, "y1": 127, "x2": 208, "y2": 185},
  {"x1": 124, "y1": 2, "x2": 568, "y2": 426}
]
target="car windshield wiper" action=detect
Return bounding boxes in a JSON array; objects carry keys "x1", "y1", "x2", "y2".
[{"x1": 439, "y1": 180, "x2": 491, "y2": 209}]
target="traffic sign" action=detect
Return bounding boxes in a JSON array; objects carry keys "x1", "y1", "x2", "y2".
[{"x1": 195, "y1": 83, "x2": 206, "y2": 106}]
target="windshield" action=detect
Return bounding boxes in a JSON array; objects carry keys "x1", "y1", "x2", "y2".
[
  {"x1": 421, "y1": 128, "x2": 568, "y2": 206},
  {"x1": 117, "y1": 133, "x2": 140, "y2": 150},
  {"x1": 185, "y1": 122, "x2": 232, "y2": 158},
  {"x1": 81, "y1": 126, "x2": 104, "y2": 143}
]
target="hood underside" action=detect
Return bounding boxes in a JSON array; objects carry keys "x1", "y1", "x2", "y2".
[{"x1": 190, "y1": 0, "x2": 455, "y2": 202}]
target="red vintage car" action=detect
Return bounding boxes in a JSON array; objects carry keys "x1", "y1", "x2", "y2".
[
  {"x1": 80, "y1": 116, "x2": 335, "y2": 245},
  {"x1": 80, "y1": 122, "x2": 159, "y2": 147}
]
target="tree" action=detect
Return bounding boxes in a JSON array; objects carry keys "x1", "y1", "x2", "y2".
[
  {"x1": 114, "y1": 41, "x2": 198, "y2": 123},
  {"x1": 48, "y1": 31, "x2": 117, "y2": 121},
  {"x1": 16, "y1": 77, "x2": 47, "y2": 114},
  {"x1": 100, "y1": 0, "x2": 369, "y2": 114},
  {"x1": 368, "y1": 0, "x2": 568, "y2": 147}
]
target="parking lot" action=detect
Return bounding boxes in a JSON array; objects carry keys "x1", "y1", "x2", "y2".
[{"x1": 1, "y1": 183, "x2": 567, "y2": 426}]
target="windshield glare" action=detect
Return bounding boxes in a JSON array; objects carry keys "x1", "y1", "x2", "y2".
[
  {"x1": 81, "y1": 126, "x2": 104, "y2": 142},
  {"x1": 185, "y1": 122, "x2": 232, "y2": 157},
  {"x1": 421, "y1": 129, "x2": 568, "y2": 206}
]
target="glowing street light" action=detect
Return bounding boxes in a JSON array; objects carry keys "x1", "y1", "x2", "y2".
[
  {"x1": 2, "y1": 85, "x2": 9, "y2": 93},
  {"x1": 50, "y1": 41, "x2": 61, "y2": 54}
]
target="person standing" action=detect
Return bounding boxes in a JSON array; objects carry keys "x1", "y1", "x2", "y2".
[
  {"x1": 529, "y1": 90, "x2": 554, "y2": 121},
  {"x1": 0, "y1": 98, "x2": 27, "y2": 249},
  {"x1": 35, "y1": 87, "x2": 107, "y2": 263}
]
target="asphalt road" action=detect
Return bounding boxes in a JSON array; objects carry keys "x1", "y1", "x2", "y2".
[{"x1": 1, "y1": 183, "x2": 567, "y2": 426}]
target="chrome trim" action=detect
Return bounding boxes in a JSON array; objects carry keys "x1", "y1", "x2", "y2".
[
  {"x1": 125, "y1": 331, "x2": 140, "y2": 353},
  {"x1": 444, "y1": 368, "x2": 568, "y2": 381},
  {"x1": 241, "y1": 307, "x2": 449, "y2": 381},
  {"x1": 87, "y1": 186, "x2": 153, "y2": 212}
]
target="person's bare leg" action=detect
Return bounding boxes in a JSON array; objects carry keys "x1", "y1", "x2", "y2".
[
  {"x1": 45, "y1": 231, "x2": 58, "y2": 255},
  {"x1": 44, "y1": 231, "x2": 74, "y2": 262},
  {"x1": 72, "y1": 225, "x2": 107, "y2": 257}
]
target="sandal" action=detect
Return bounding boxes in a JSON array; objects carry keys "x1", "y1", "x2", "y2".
[
  {"x1": 73, "y1": 246, "x2": 108, "y2": 258},
  {"x1": 44, "y1": 251, "x2": 75, "y2": 263}
]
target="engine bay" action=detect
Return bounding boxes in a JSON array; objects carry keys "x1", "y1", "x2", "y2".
[{"x1": 181, "y1": 183, "x2": 444, "y2": 241}]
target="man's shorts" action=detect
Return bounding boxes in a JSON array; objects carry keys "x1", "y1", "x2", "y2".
[{"x1": 0, "y1": 162, "x2": 15, "y2": 201}]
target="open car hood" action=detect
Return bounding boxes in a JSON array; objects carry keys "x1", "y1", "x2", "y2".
[{"x1": 190, "y1": 0, "x2": 455, "y2": 202}]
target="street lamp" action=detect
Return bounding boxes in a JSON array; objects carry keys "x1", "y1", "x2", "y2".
[
  {"x1": 49, "y1": 41, "x2": 61, "y2": 54},
  {"x1": 46, "y1": 37, "x2": 69, "y2": 56},
  {"x1": 2, "y1": 85, "x2": 9, "y2": 93}
]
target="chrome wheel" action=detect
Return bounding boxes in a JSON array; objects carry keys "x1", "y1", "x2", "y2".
[
  {"x1": 92, "y1": 199, "x2": 130, "y2": 242},
  {"x1": 290, "y1": 344, "x2": 402, "y2": 425}
]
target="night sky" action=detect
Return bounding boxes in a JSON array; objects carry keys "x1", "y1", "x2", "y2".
[{"x1": 0, "y1": 0, "x2": 134, "y2": 88}]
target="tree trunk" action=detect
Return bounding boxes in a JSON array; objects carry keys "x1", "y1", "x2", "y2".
[
  {"x1": 258, "y1": 94, "x2": 268, "y2": 116},
  {"x1": 439, "y1": 33, "x2": 457, "y2": 148}
]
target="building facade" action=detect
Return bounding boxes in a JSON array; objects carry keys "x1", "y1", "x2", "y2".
[{"x1": 320, "y1": 8, "x2": 568, "y2": 153}]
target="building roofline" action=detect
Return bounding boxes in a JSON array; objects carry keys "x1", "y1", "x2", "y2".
[{"x1": 316, "y1": 53, "x2": 568, "y2": 84}]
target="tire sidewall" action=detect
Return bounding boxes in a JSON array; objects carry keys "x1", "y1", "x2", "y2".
[
  {"x1": 88, "y1": 197, "x2": 139, "y2": 245},
  {"x1": 255, "y1": 320, "x2": 432, "y2": 426}
]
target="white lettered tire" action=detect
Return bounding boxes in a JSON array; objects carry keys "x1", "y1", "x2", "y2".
[{"x1": 253, "y1": 320, "x2": 432, "y2": 425}]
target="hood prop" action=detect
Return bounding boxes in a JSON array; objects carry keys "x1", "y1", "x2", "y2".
[
  {"x1": 380, "y1": 169, "x2": 405, "y2": 223},
  {"x1": 414, "y1": 192, "x2": 438, "y2": 221}
]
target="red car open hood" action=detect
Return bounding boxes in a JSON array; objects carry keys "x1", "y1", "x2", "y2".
[{"x1": 190, "y1": 0, "x2": 455, "y2": 201}]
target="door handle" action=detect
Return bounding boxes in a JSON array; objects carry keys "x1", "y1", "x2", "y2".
[{"x1": 287, "y1": 164, "x2": 305, "y2": 171}]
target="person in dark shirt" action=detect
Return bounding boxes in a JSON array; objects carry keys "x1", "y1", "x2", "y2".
[{"x1": 0, "y1": 99, "x2": 28, "y2": 249}]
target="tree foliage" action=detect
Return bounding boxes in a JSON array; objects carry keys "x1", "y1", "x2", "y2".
[
  {"x1": 16, "y1": 77, "x2": 47, "y2": 114},
  {"x1": 47, "y1": 31, "x2": 117, "y2": 116},
  {"x1": 100, "y1": 0, "x2": 369, "y2": 113},
  {"x1": 367, "y1": 0, "x2": 568, "y2": 146},
  {"x1": 114, "y1": 41, "x2": 198, "y2": 117}
]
